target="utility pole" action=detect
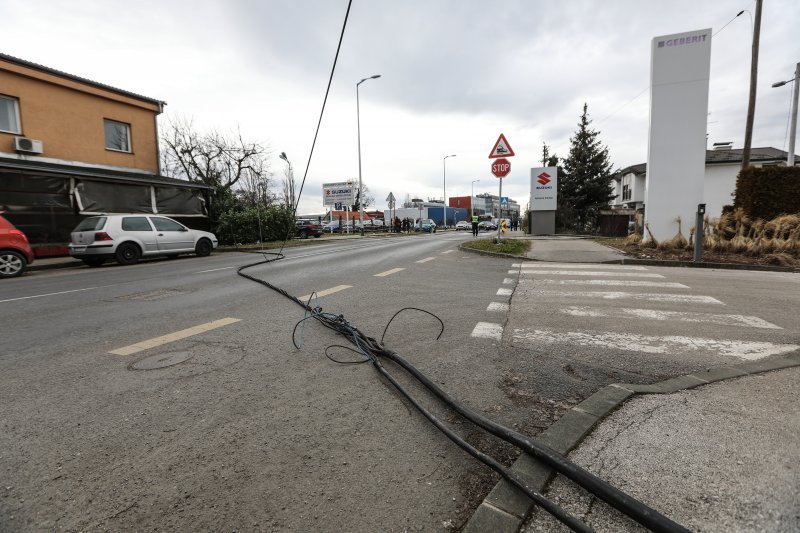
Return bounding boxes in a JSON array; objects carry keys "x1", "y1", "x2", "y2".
[{"x1": 741, "y1": 0, "x2": 763, "y2": 171}]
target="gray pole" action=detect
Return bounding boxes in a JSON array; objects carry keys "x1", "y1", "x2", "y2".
[
  {"x1": 496, "y1": 177, "x2": 503, "y2": 244},
  {"x1": 789, "y1": 62, "x2": 799, "y2": 166},
  {"x1": 356, "y1": 75, "x2": 381, "y2": 236},
  {"x1": 443, "y1": 154, "x2": 456, "y2": 228}
]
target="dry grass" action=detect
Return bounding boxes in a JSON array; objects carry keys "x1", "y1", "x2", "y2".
[{"x1": 633, "y1": 211, "x2": 800, "y2": 260}]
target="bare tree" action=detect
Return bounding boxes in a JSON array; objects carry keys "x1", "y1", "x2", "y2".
[
  {"x1": 351, "y1": 183, "x2": 375, "y2": 212},
  {"x1": 161, "y1": 116, "x2": 271, "y2": 194}
]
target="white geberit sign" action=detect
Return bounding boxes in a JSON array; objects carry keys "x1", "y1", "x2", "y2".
[
  {"x1": 645, "y1": 28, "x2": 712, "y2": 241},
  {"x1": 322, "y1": 181, "x2": 355, "y2": 207},
  {"x1": 530, "y1": 167, "x2": 558, "y2": 211}
]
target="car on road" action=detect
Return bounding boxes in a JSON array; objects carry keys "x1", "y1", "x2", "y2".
[
  {"x1": 455, "y1": 220, "x2": 471, "y2": 231},
  {"x1": 68, "y1": 214, "x2": 218, "y2": 266},
  {"x1": 324, "y1": 220, "x2": 355, "y2": 233},
  {"x1": 415, "y1": 218, "x2": 437, "y2": 233},
  {"x1": 478, "y1": 220, "x2": 498, "y2": 231},
  {"x1": 295, "y1": 220, "x2": 323, "y2": 238},
  {"x1": 0, "y1": 213, "x2": 35, "y2": 278}
]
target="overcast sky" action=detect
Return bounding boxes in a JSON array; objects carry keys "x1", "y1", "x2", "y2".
[{"x1": 4, "y1": 0, "x2": 799, "y2": 215}]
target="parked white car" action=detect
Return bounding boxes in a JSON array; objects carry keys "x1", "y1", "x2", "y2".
[{"x1": 68, "y1": 214, "x2": 218, "y2": 266}]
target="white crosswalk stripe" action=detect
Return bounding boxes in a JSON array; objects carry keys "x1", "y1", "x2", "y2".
[
  {"x1": 512, "y1": 327, "x2": 797, "y2": 361},
  {"x1": 521, "y1": 288, "x2": 724, "y2": 304},
  {"x1": 519, "y1": 270, "x2": 665, "y2": 278},
  {"x1": 512, "y1": 263, "x2": 648, "y2": 270},
  {"x1": 530, "y1": 279, "x2": 689, "y2": 289},
  {"x1": 559, "y1": 306, "x2": 782, "y2": 329}
]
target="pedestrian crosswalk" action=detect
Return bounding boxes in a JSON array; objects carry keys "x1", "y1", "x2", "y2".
[{"x1": 472, "y1": 261, "x2": 798, "y2": 364}]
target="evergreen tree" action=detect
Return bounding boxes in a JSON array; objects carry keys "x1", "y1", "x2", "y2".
[{"x1": 560, "y1": 103, "x2": 615, "y2": 232}]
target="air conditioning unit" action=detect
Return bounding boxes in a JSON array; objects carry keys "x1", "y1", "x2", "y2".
[{"x1": 14, "y1": 137, "x2": 44, "y2": 154}]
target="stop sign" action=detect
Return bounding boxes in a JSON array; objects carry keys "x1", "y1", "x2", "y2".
[{"x1": 491, "y1": 158, "x2": 511, "y2": 177}]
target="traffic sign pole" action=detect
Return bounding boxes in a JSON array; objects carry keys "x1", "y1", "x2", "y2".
[{"x1": 496, "y1": 177, "x2": 503, "y2": 243}]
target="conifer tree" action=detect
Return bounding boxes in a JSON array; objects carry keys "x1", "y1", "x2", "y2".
[{"x1": 560, "y1": 103, "x2": 615, "y2": 231}]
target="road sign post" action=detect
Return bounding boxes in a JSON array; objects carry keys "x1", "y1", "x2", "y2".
[{"x1": 488, "y1": 134, "x2": 515, "y2": 243}]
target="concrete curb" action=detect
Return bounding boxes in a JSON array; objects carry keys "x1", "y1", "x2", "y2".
[
  {"x1": 458, "y1": 243, "x2": 529, "y2": 260},
  {"x1": 462, "y1": 352, "x2": 800, "y2": 532}
]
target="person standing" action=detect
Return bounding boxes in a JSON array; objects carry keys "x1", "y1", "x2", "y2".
[{"x1": 471, "y1": 214, "x2": 479, "y2": 237}]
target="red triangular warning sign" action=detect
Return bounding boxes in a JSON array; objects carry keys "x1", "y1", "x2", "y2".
[{"x1": 488, "y1": 133, "x2": 515, "y2": 158}]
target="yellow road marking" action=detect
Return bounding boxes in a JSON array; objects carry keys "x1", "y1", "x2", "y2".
[
  {"x1": 109, "y1": 317, "x2": 241, "y2": 356},
  {"x1": 298, "y1": 284, "x2": 352, "y2": 302},
  {"x1": 374, "y1": 268, "x2": 405, "y2": 277},
  {"x1": 416, "y1": 257, "x2": 436, "y2": 263}
]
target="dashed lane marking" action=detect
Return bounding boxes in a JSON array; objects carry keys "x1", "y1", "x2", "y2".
[
  {"x1": 109, "y1": 317, "x2": 242, "y2": 356},
  {"x1": 441, "y1": 250, "x2": 455, "y2": 254},
  {"x1": 471, "y1": 322, "x2": 503, "y2": 341},
  {"x1": 519, "y1": 270, "x2": 665, "y2": 278},
  {"x1": 522, "y1": 289, "x2": 724, "y2": 304},
  {"x1": 496, "y1": 288, "x2": 513, "y2": 296},
  {"x1": 298, "y1": 284, "x2": 352, "y2": 301},
  {"x1": 503, "y1": 278, "x2": 515, "y2": 284},
  {"x1": 487, "y1": 302, "x2": 509, "y2": 312},
  {"x1": 560, "y1": 306, "x2": 782, "y2": 329},
  {"x1": 531, "y1": 279, "x2": 689, "y2": 289},
  {"x1": 416, "y1": 257, "x2": 436, "y2": 263},
  {"x1": 374, "y1": 268, "x2": 405, "y2": 277},
  {"x1": 195, "y1": 266, "x2": 236, "y2": 273},
  {"x1": 512, "y1": 327, "x2": 798, "y2": 360},
  {"x1": 512, "y1": 263, "x2": 648, "y2": 270}
]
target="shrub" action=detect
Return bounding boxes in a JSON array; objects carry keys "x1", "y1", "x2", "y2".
[
  {"x1": 733, "y1": 166, "x2": 800, "y2": 220},
  {"x1": 215, "y1": 204, "x2": 294, "y2": 244}
]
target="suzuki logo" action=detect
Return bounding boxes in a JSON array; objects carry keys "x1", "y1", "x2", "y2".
[{"x1": 537, "y1": 172, "x2": 551, "y2": 185}]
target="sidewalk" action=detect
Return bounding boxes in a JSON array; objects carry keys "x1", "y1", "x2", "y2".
[{"x1": 464, "y1": 236, "x2": 800, "y2": 532}]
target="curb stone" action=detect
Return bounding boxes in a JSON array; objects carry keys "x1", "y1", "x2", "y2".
[{"x1": 461, "y1": 352, "x2": 800, "y2": 533}]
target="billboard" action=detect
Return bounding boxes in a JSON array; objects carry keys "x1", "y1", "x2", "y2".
[
  {"x1": 645, "y1": 29, "x2": 712, "y2": 241},
  {"x1": 530, "y1": 167, "x2": 558, "y2": 211},
  {"x1": 322, "y1": 181, "x2": 355, "y2": 207}
]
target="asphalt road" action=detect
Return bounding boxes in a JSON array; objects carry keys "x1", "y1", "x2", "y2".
[
  {"x1": 3, "y1": 236, "x2": 798, "y2": 531},
  {"x1": 1, "y1": 232, "x2": 529, "y2": 532}
]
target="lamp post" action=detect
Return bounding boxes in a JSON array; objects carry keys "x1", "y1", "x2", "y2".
[
  {"x1": 279, "y1": 152, "x2": 293, "y2": 213},
  {"x1": 772, "y1": 62, "x2": 800, "y2": 166},
  {"x1": 471, "y1": 179, "x2": 480, "y2": 216},
  {"x1": 357, "y1": 74, "x2": 381, "y2": 235},
  {"x1": 443, "y1": 154, "x2": 456, "y2": 228}
]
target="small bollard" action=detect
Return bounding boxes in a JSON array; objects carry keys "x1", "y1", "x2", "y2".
[{"x1": 693, "y1": 203, "x2": 706, "y2": 263}]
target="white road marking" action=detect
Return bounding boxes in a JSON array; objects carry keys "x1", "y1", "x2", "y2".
[
  {"x1": 374, "y1": 268, "x2": 405, "y2": 277},
  {"x1": 416, "y1": 257, "x2": 436, "y2": 263},
  {"x1": 110, "y1": 317, "x2": 242, "y2": 356},
  {"x1": 487, "y1": 302, "x2": 509, "y2": 312},
  {"x1": 520, "y1": 270, "x2": 665, "y2": 278},
  {"x1": 512, "y1": 263, "x2": 648, "y2": 270},
  {"x1": 560, "y1": 306, "x2": 782, "y2": 329},
  {"x1": 0, "y1": 286, "x2": 105, "y2": 304},
  {"x1": 496, "y1": 288, "x2": 513, "y2": 296},
  {"x1": 503, "y1": 278, "x2": 515, "y2": 284},
  {"x1": 512, "y1": 327, "x2": 798, "y2": 361},
  {"x1": 195, "y1": 266, "x2": 236, "y2": 273},
  {"x1": 441, "y1": 250, "x2": 455, "y2": 254},
  {"x1": 298, "y1": 284, "x2": 352, "y2": 301},
  {"x1": 532, "y1": 279, "x2": 689, "y2": 289},
  {"x1": 522, "y1": 289, "x2": 724, "y2": 304},
  {"x1": 471, "y1": 322, "x2": 503, "y2": 341}
]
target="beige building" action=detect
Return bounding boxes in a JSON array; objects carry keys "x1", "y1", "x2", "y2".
[{"x1": 0, "y1": 53, "x2": 210, "y2": 253}]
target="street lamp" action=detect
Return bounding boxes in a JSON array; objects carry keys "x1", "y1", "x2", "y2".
[
  {"x1": 279, "y1": 152, "x2": 293, "y2": 213},
  {"x1": 357, "y1": 74, "x2": 381, "y2": 235},
  {"x1": 471, "y1": 179, "x2": 480, "y2": 216},
  {"x1": 772, "y1": 62, "x2": 800, "y2": 166},
  {"x1": 443, "y1": 154, "x2": 456, "y2": 228}
]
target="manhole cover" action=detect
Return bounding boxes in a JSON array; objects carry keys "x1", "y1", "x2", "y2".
[{"x1": 131, "y1": 351, "x2": 193, "y2": 370}]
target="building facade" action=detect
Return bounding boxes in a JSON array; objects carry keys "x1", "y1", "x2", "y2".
[
  {"x1": 0, "y1": 53, "x2": 211, "y2": 254},
  {"x1": 610, "y1": 146, "x2": 796, "y2": 219}
]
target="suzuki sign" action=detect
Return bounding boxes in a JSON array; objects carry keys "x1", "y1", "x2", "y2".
[{"x1": 530, "y1": 167, "x2": 558, "y2": 211}]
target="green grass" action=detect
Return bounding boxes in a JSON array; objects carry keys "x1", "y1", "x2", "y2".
[{"x1": 461, "y1": 238, "x2": 530, "y2": 256}]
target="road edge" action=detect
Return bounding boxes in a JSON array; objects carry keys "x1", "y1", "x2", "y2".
[{"x1": 462, "y1": 352, "x2": 800, "y2": 532}]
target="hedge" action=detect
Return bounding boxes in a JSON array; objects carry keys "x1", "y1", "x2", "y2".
[
  {"x1": 215, "y1": 205, "x2": 294, "y2": 244},
  {"x1": 733, "y1": 166, "x2": 800, "y2": 219}
]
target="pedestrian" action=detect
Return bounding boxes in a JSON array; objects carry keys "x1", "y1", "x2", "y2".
[{"x1": 471, "y1": 214, "x2": 479, "y2": 237}]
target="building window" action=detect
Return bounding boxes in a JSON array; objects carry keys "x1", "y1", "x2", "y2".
[
  {"x1": 104, "y1": 119, "x2": 131, "y2": 152},
  {"x1": 0, "y1": 95, "x2": 21, "y2": 134}
]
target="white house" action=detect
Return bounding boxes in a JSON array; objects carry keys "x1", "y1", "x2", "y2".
[{"x1": 610, "y1": 145, "x2": 796, "y2": 219}]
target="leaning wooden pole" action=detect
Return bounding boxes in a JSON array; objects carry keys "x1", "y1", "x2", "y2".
[{"x1": 741, "y1": 0, "x2": 763, "y2": 171}]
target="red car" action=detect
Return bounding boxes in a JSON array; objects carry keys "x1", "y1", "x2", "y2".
[{"x1": 0, "y1": 213, "x2": 35, "y2": 278}]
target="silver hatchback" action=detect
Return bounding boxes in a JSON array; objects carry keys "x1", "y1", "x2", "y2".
[{"x1": 68, "y1": 215, "x2": 218, "y2": 266}]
